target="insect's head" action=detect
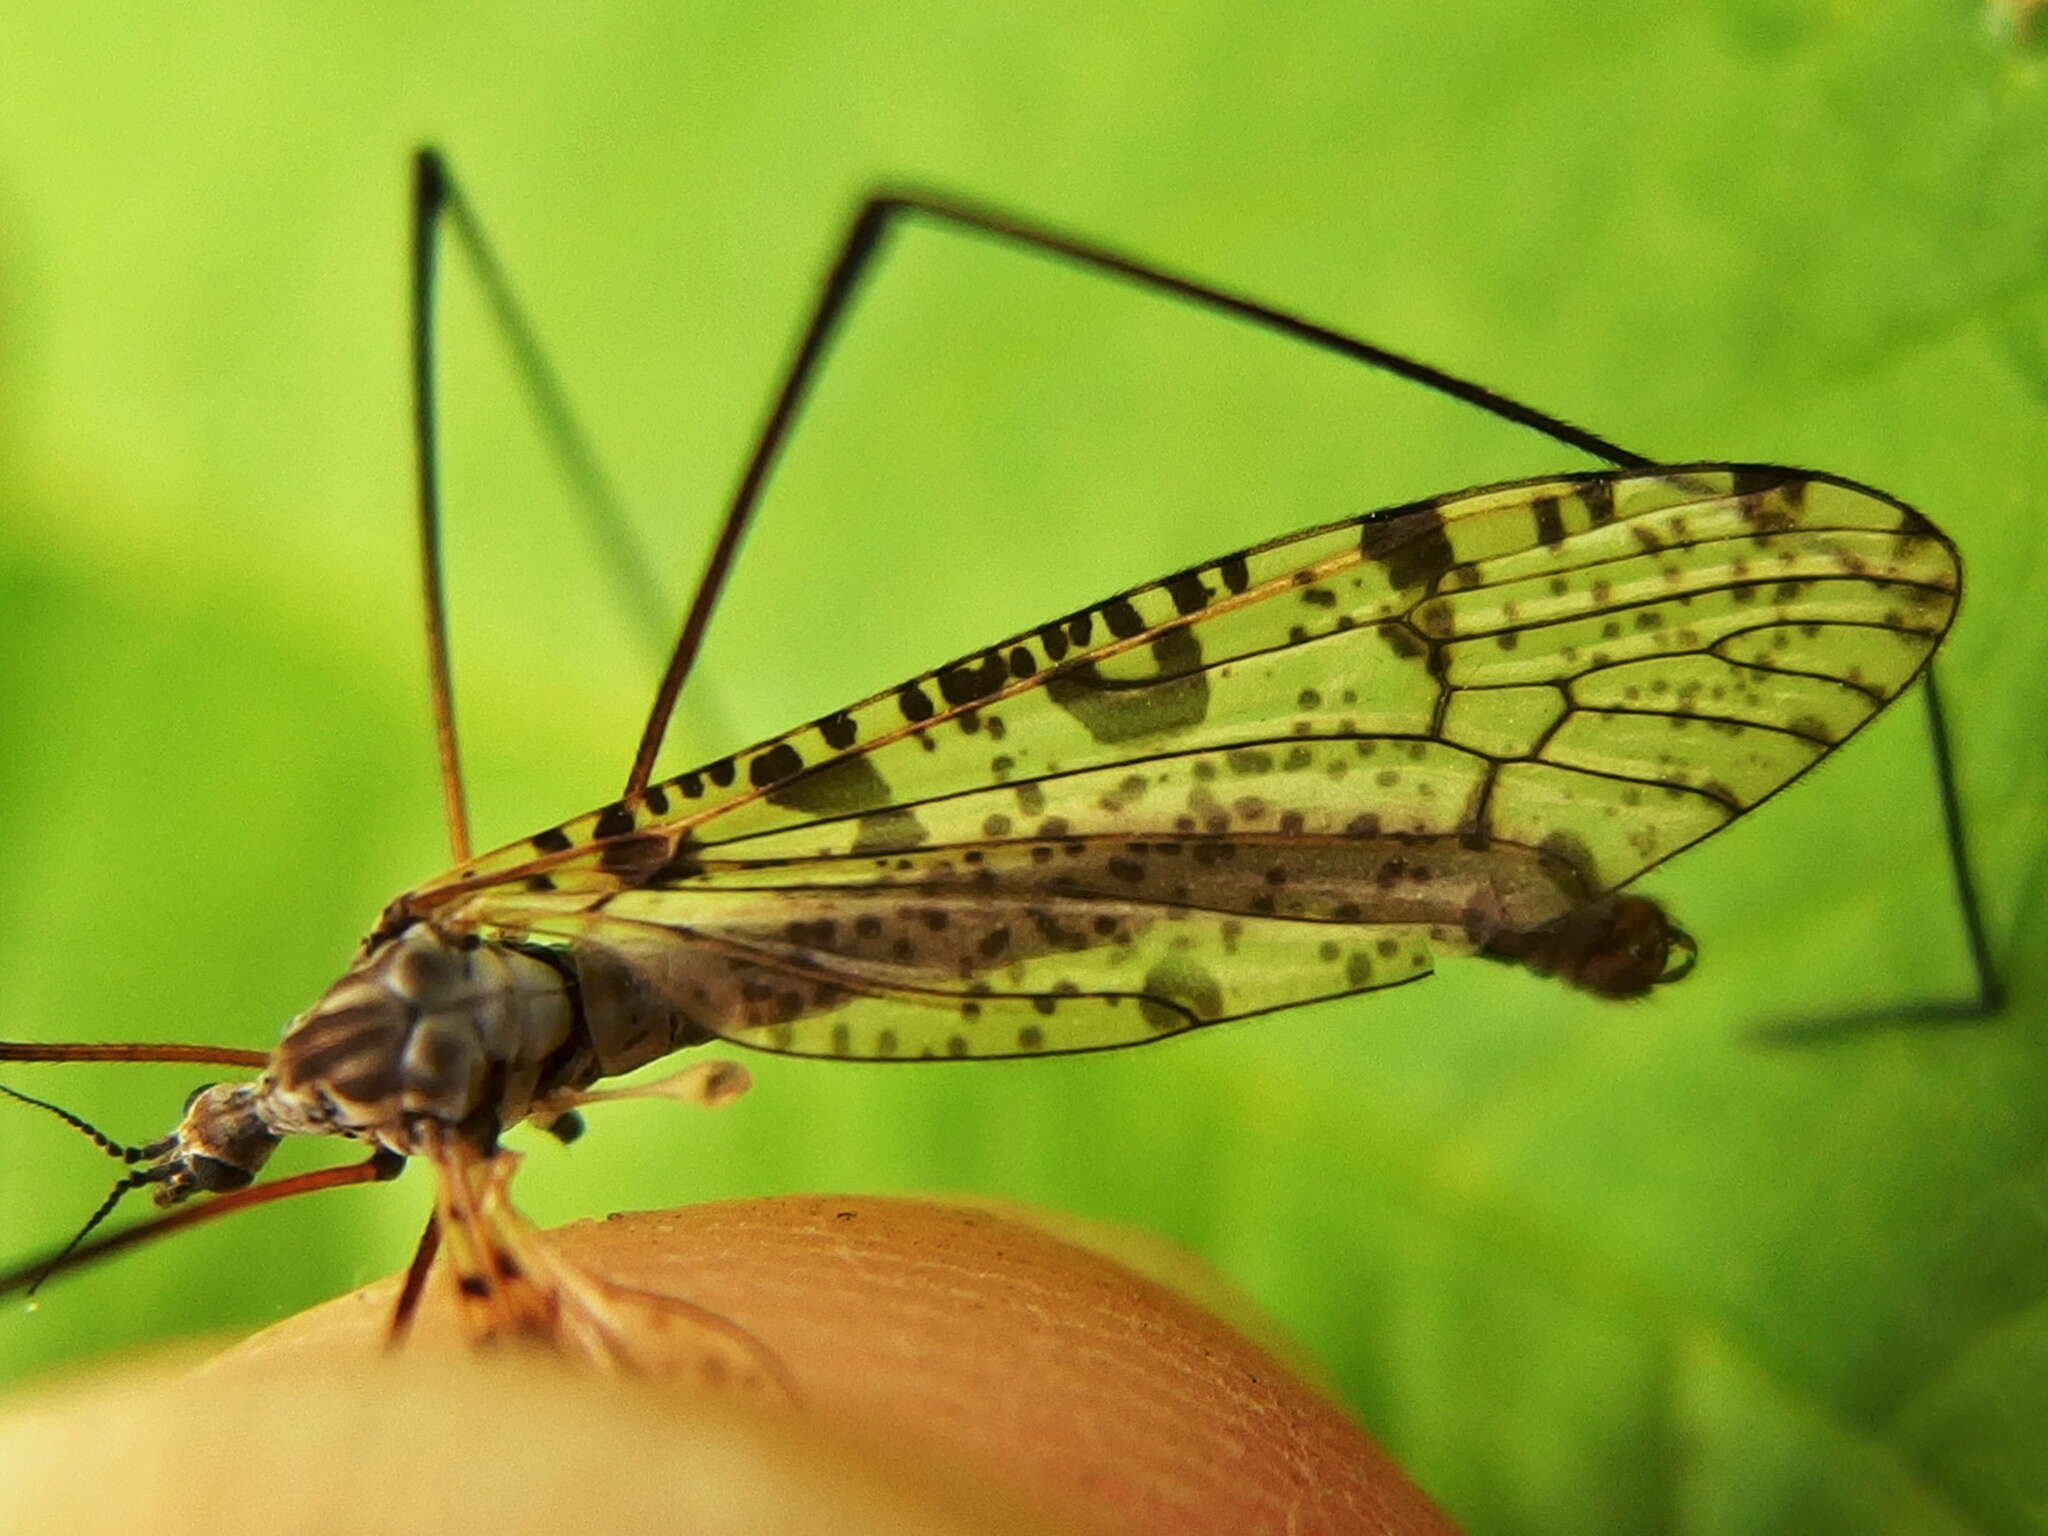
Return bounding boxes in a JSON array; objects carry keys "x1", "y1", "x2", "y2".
[{"x1": 148, "y1": 1081, "x2": 283, "y2": 1205}]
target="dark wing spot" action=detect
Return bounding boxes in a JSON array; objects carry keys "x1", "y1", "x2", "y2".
[
  {"x1": 937, "y1": 651, "x2": 1009, "y2": 707},
  {"x1": 1045, "y1": 628, "x2": 1210, "y2": 744},
  {"x1": 1164, "y1": 571, "x2": 1211, "y2": 616},
  {"x1": 599, "y1": 833, "x2": 671, "y2": 881},
  {"x1": 749, "y1": 743, "x2": 805, "y2": 789},
  {"x1": 1375, "y1": 623, "x2": 1426, "y2": 660},
  {"x1": 1137, "y1": 956, "x2": 1222, "y2": 1033},
  {"x1": 648, "y1": 837, "x2": 705, "y2": 884},
  {"x1": 769, "y1": 755, "x2": 890, "y2": 816},
  {"x1": 851, "y1": 807, "x2": 931, "y2": 855},
  {"x1": 1102, "y1": 598, "x2": 1146, "y2": 639},
  {"x1": 1360, "y1": 503, "x2": 1454, "y2": 591},
  {"x1": 531, "y1": 826, "x2": 572, "y2": 855},
  {"x1": 1730, "y1": 466, "x2": 1784, "y2": 498}
]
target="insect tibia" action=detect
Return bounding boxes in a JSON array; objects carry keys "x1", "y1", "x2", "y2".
[
  {"x1": 1470, "y1": 893, "x2": 1696, "y2": 1000},
  {"x1": 0, "y1": 1040, "x2": 270, "y2": 1068},
  {"x1": 0, "y1": 1082, "x2": 161, "y2": 1163}
]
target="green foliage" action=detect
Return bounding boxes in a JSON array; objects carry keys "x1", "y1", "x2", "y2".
[{"x1": 1, "y1": 4, "x2": 2044, "y2": 1532}]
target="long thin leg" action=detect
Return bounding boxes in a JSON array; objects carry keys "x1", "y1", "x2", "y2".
[
  {"x1": 622, "y1": 188, "x2": 1654, "y2": 795},
  {"x1": 412, "y1": 152, "x2": 472, "y2": 863},
  {"x1": 411, "y1": 148, "x2": 673, "y2": 864},
  {"x1": 0, "y1": 1041, "x2": 270, "y2": 1069},
  {"x1": 0, "y1": 1151, "x2": 405, "y2": 1300},
  {"x1": 1756, "y1": 669, "x2": 2003, "y2": 1041},
  {"x1": 386, "y1": 1210, "x2": 442, "y2": 1350},
  {"x1": 420, "y1": 152, "x2": 670, "y2": 649},
  {"x1": 1923, "y1": 671, "x2": 2005, "y2": 1019}
]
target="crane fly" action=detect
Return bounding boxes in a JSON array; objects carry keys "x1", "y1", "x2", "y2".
[{"x1": 0, "y1": 150, "x2": 1963, "y2": 1375}]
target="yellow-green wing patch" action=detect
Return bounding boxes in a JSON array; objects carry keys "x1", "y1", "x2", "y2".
[
  {"x1": 431, "y1": 462, "x2": 1954, "y2": 898},
  {"x1": 420, "y1": 463, "x2": 1956, "y2": 1058}
]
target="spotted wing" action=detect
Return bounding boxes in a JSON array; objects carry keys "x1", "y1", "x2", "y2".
[{"x1": 420, "y1": 464, "x2": 1958, "y2": 1060}]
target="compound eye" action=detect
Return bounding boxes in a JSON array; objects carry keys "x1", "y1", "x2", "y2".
[
  {"x1": 182, "y1": 1083, "x2": 218, "y2": 1113},
  {"x1": 186, "y1": 1154, "x2": 255, "y2": 1193}
]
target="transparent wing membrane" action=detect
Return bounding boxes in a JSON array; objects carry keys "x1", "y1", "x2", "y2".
[
  {"x1": 428, "y1": 465, "x2": 1954, "y2": 894},
  {"x1": 489, "y1": 898, "x2": 1437, "y2": 1060},
  {"x1": 402, "y1": 464, "x2": 1956, "y2": 1060}
]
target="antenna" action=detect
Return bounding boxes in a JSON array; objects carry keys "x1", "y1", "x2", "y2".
[
  {"x1": 21, "y1": 1167, "x2": 173, "y2": 1297},
  {"x1": 0, "y1": 1082, "x2": 181, "y2": 1294},
  {"x1": 0, "y1": 1083, "x2": 172, "y2": 1164}
]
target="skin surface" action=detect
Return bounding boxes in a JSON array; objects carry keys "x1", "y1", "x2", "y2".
[{"x1": 2, "y1": 1196, "x2": 1462, "y2": 1536}]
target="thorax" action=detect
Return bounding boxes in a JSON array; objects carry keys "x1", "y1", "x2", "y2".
[{"x1": 261, "y1": 923, "x2": 587, "y2": 1154}]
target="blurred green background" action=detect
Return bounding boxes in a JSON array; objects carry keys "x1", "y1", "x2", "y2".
[{"x1": 2, "y1": 5, "x2": 2045, "y2": 1532}]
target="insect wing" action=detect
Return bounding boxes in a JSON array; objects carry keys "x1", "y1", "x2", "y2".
[{"x1": 431, "y1": 464, "x2": 1958, "y2": 1059}]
